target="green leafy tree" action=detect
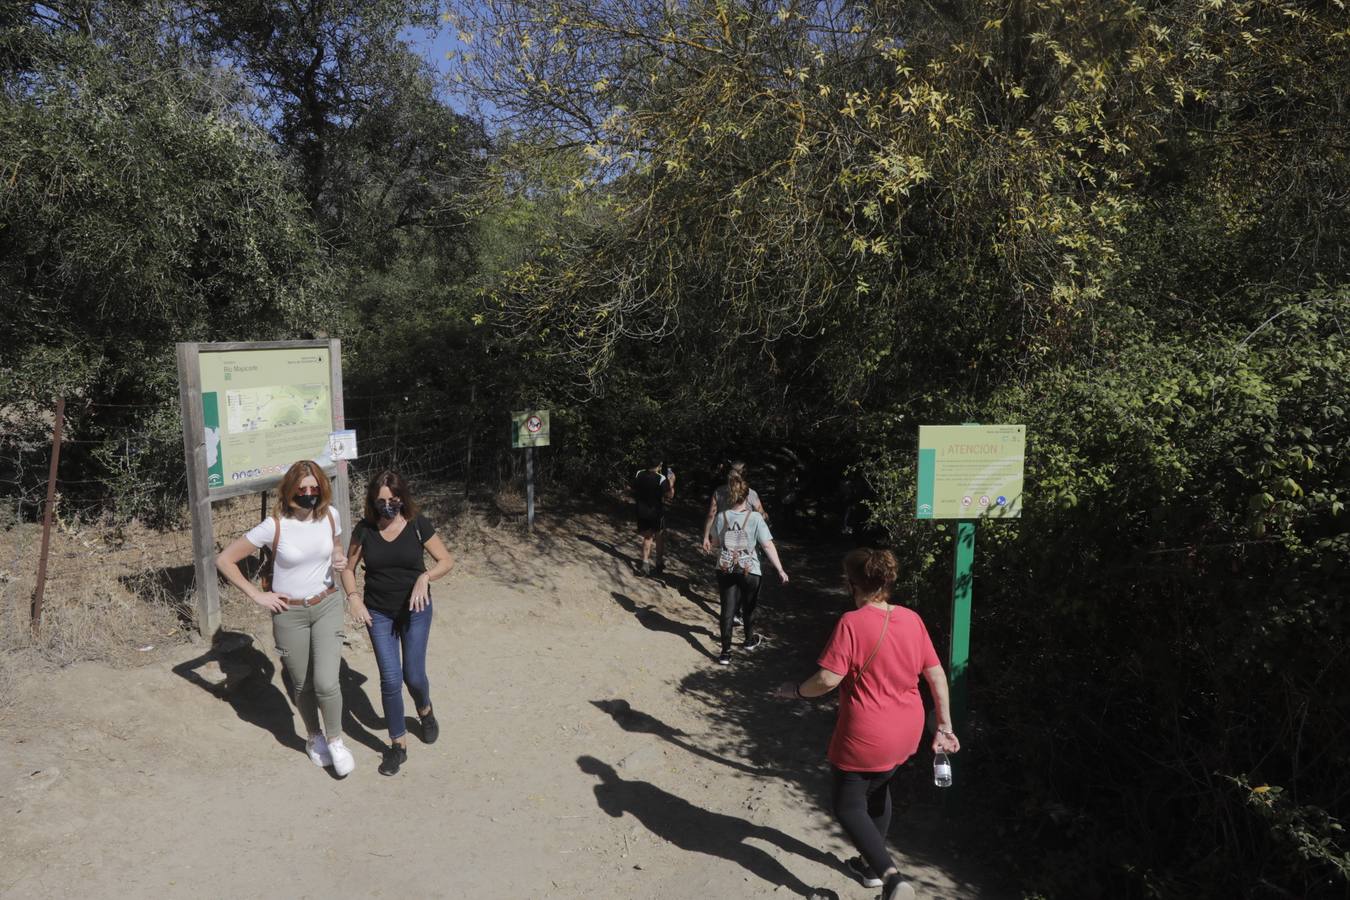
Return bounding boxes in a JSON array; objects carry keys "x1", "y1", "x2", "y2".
[{"x1": 0, "y1": 4, "x2": 335, "y2": 519}]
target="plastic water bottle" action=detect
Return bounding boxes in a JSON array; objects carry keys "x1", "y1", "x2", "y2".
[{"x1": 933, "y1": 751, "x2": 952, "y2": 787}]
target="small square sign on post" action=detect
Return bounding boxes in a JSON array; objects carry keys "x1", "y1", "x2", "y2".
[
  {"x1": 511, "y1": 410, "x2": 550, "y2": 448},
  {"x1": 511, "y1": 409, "x2": 550, "y2": 533}
]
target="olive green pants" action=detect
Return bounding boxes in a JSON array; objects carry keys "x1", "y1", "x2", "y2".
[{"x1": 272, "y1": 591, "x2": 344, "y2": 739}]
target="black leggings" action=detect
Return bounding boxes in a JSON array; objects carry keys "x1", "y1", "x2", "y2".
[
  {"x1": 716, "y1": 570, "x2": 761, "y2": 652},
  {"x1": 833, "y1": 765, "x2": 900, "y2": 878}
]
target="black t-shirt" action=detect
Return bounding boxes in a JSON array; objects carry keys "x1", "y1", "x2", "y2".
[
  {"x1": 632, "y1": 470, "x2": 666, "y2": 515},
  {"x1": 354, "y1": 515, "x2": 436, "y2": 613}
]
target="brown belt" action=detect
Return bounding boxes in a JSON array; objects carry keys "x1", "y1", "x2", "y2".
[{"x1": 285, "y1": 586, "x2": 338, "y2": 607}]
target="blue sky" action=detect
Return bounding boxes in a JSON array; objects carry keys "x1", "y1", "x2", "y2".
[{"x1": 403, "y1": 23, "x2": 493, "y2": 120}]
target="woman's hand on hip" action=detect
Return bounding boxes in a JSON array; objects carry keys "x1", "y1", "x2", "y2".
[
  {"x1": 410, "y1": 575, "x2": 431, "y2": 611},
  {"x1": 254, "y1": 592, "x2": 290, "y2": 614},
  {"x1": 932, "y1": 729, "x2": 961, "y2": 754},
  {"x1": 348, "y1": 595, "x2": 373, "y2": 627}
]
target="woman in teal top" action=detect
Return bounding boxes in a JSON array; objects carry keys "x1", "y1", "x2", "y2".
[{"x1": 709, "y1": 472, "x2": 788, "y2": 665}]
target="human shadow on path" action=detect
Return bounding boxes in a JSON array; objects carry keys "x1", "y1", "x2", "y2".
[
  {"x1": 649, "y1": 567, "x2": 720, "y2": 620},
  {"x1": 610, "y1": 592, "x2": 717, "y2": 661},
  {"x1": 575, "y1": 534, "x2": 642, "y2": 577},
  {"x1": 577, "y1": 532, "x2": 720, "y2": 619},
  {"x1": 591, "y1": 699, "x2": 790, "y2": 779},
  {"x1": 338, "y1": 659, "x2": 388, "y2": 754},
  {"x1": 577, "y1": 755, "x2": 841, "y2": 899},
  {"x1": 172, "y1": 630, "x2": 304, "y2": 754}
]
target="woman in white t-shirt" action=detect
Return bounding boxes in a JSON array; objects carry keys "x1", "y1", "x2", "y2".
[{"x1": 216, "y1": 460, "x2": 355, "y2": 776}]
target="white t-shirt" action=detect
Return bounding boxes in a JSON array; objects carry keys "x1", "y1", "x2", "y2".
[{"x1": 245, "y1": 510, "x2": 342, "y2": 599}]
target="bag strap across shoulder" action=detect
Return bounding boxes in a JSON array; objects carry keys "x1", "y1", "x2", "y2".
[
  {"x1": 268, "y1": 513, "x2": 282, "y2": 560},
  {"x1": 857, "y1": 608, "x2": 893, "y2": 680}
]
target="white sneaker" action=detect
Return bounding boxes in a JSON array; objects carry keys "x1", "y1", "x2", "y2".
[
  {"x1": 327, "y1": 737, "x2": 355, "y2": 777},
  {"x1": 882, "y1": 877, "x2": 916, "y2": 900},
  {"x1": 306, "y1": 734, "x2": 332, "y2": 768}
]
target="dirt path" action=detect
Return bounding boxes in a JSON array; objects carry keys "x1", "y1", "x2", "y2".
[{"x1": 1, "y1": 499, "x2": 997, "y2": 899}]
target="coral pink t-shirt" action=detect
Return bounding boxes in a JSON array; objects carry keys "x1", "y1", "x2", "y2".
[{"x1": 818, "y1": 603, "x2": 941, "y2": 772}]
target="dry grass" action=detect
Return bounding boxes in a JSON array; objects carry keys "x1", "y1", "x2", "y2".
[
  {"x1": 0, "y1": 486, "x2": 529, "y2": 691},
  {"x1": 0, "y1": 498, "x2": 267, "y2": 671}
]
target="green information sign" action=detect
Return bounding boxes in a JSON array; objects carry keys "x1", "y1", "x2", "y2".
[
  {"x1": 916, "y1": 424, "x2": 1025, "y2": 519},
  {"x1": 198, "y1": 347, "x2": 335, "y2": 494},
  {"x1": 511, "y1": 410, "x2": 550, "y2": 448}
]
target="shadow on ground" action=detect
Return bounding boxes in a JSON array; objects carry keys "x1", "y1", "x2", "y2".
[
  {"x1": 578, "y1": 754, "x2": 842, "y2": 899},
  {"x1": 171, "y1": 630, "x2": 304, "y2": 755},
  {"x1": 573, "y1": 493, "x2": 1003, "y2": 899}
]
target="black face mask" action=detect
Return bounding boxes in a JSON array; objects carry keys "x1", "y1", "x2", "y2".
[
  {"x1": 294, "y1": 494, "x2": 321, "y2": 510},
  {"x1": 376, "y1": 500, "x2": 402, "y2": 519}
]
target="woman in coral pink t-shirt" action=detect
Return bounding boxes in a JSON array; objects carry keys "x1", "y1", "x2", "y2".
[{"x1": 776, "y1": 548, "x2": 961, "y2": 900}]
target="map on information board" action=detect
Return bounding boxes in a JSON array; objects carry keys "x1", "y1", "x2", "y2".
[
  {"x1": 916, "y1": 425, "x2": 1026, "y2": 519},
  {"x1": 198, "y1": 348, "x2": 335, "y2": 493}
]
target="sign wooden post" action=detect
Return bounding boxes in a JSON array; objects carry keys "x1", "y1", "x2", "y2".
[
  {"x1": 526, "y1": 446, "x2": 535, "y2": 532},
  {"x1": 177, "y1": 342, "x2": 221, "y2": 637},
  {"x1": 177, "y1": 339, "x2": 349, "y2": 638},
  {"x1": 511, "y1": 409, "x2": 550, "y2": 534}
]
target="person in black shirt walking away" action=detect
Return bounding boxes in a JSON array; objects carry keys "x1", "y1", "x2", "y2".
[
  {"x1": 340, "y1": 471, "x2": 455, "y2": 775},
  {"x1": 632, "y1": 452, "x2": 676, "y2": 576}
]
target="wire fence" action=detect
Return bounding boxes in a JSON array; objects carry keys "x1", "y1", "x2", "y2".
[{"x1": 0, "y1": 397, "x2": 564, "y2": 653}]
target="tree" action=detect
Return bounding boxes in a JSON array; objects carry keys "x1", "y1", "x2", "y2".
[{"x1": 0, "y1": 5, "x2": 336, "y2": 519}]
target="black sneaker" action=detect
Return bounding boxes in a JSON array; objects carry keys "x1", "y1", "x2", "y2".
[
  {"x1": 743, "y1": 634, "x2": 765, "y2": 651},
  {"x1": 420, "y1": 707, "x2": 439, "y2": 744},
  {"x1": 716, "y1": 652, "x2": 731, "y2": 666},
  {"x1": 846, "y1": 856, "x2": 883, "y2": 888},
  {"x1": 378, "y1": 744, "x2": 407, "y2": 776}
]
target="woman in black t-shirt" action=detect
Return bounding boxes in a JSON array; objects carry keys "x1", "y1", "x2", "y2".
[
  {"x1": 631, "y1": 451, "x2": 675, "y2": 576},
  {"x1": 340, "y1": 471, "x2": 455, "y2": 775}
]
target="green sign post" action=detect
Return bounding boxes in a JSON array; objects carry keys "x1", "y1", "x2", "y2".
[
  {"x1": 511, "y1": 410, "x2": 550, "y2": 532},
  {"x1": 916, "y1": 424, "x2": 1026, "y2": 734}
]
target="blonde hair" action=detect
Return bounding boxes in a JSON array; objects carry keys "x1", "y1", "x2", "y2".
[{"x1": 726, "y1": 472, "x2": 750, "y2": 507}]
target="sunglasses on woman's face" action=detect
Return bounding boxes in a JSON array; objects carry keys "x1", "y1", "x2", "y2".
[{"x1": 295, "y1": 486, "x2": 320, "y2": 496}]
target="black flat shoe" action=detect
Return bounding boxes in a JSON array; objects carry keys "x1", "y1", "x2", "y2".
[
  {"x1": 378, "y1": 744, "x2": 407, "y2": 776},
  {"x1": 420, "y1": 708, "x2": 439, "y2": 744}
]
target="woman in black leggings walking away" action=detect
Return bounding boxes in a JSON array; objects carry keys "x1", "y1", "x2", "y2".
[
  {"x1": 776, "y1": 548, "x2": 960, "y2": 900},
  {"x1": 708, "y1": 472, "x2": 787, "y2": 666}
]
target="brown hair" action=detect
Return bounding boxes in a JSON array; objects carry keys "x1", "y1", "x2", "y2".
[
  {"x1": 843, "y1": 548, "x2": 899, "y2": 597},
  {"x1": 726, "y1": 472, "x2": 750, "y2": 507},
  {"x1": 363, "y1": 470, "x2": 419, "y2": 525},
  {"x1": 275, "y1": 460, "x2": 332, "y2": 519}
]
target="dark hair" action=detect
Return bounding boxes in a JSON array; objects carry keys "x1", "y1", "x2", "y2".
[
  {"x1": 843, "y1": 548, "x2": 899, "y2": 596},
  {"x1": 275, "y1": 460, "x2": 332, "y2": 519},
  {"x1": 645, "y1": 449, "x2": 664, "y2": 470},
  {"x1": 726, "y1": 472, "x2": 750, "y2": 506},
  {"x1": 363, "y1": 470, "x2": 419, "y2": 524}
]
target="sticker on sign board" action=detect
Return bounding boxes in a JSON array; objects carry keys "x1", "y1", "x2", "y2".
[{"x1": 328, "y1": 429, "x2": 358, "y2": 460}]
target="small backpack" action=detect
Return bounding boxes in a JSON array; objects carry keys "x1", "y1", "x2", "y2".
[{"x1": 716, "y1": 509, "x2": 757, "y2": 574}]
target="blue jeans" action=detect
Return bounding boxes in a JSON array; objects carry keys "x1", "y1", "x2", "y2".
[{"x1": 366, "y1": 602, "x2": 433, "y2": 742}]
